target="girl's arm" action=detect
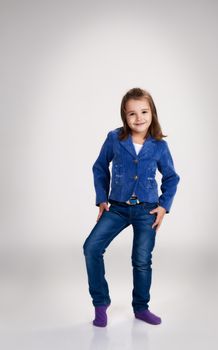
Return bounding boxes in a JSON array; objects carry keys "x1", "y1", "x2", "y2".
[
  {"x1": 157, "y1": 141, "x2": 180, "y2": 214},
  {"x1": 92, "y1": 131, "x2": 114, "y2": 206}
]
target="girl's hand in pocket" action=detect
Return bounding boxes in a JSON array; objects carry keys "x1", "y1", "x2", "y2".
[
  {"x1": 149, "y1": 206, "x2": 166, "y2": 231},
  {"x1": 97, "y1": 202, "x2": 110, "y2": 222}
]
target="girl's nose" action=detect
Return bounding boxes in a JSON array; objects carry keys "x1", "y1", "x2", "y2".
[{"x1": 136, "y1": 116, "x2": 143, "y2": 121}]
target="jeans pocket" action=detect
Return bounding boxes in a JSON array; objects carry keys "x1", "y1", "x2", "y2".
[{"x1": 142, "y1": 202, "x2": 158, "y2": 214}]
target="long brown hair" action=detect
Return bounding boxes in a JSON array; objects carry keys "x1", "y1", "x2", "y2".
[{"x1": 119, "y1": 87, "x2": 167, "y2": 141}]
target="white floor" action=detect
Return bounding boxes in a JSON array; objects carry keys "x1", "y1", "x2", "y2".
[{"x1": 0, "y1": 245, "x2": 217, "y2": 350}]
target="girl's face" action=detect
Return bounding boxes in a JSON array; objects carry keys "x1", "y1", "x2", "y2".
[{"x1": 125, "y1": 98, "x2": 152, "y2": 137}]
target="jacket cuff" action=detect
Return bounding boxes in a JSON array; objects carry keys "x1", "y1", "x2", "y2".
[
  {"x1": 95, "y1": 193, "x2": 108, "y2": 206},
  {"x1": 158, "y1": 199, "x2": 171, "y2": 214}
]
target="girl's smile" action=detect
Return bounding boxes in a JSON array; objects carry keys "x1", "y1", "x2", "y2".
[{"x1": 134, "y1": 122, "x2": 147, "y2": 125}]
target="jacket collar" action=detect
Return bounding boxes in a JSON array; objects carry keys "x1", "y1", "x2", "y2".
[{"x1": 119, "y1": 133, "x2": 155, "y2": 158}]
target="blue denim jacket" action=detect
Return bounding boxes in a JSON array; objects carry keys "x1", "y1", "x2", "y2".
[{"x1": 92, "y1": 127, "x2": 180, "y2": 213}]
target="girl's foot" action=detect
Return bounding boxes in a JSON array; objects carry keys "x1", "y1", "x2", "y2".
[
  {"x1": 134, "y1": 309, "x2": 162, "y2": 325},
  {"x1": 93, "y1": 304, "x2": 110, "y2": 327}
]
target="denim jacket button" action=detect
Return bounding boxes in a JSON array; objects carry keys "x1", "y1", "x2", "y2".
[
  {"x1": 133, "y1": 159, "x2": 138, "y2": 163},
  {"x1": 134, "y1": 175, "x2": 138, "y2": 180}
]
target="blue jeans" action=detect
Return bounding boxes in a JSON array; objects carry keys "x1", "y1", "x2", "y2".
[{"x1": 82, "y1": 200, "x2": 158, "y2": 313}]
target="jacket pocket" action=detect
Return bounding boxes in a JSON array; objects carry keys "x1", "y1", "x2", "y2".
[
  {"x1": 145, "y1": 177, "x2": 156, "y2": 189},
  {"x1": 112, "y1": 163, "x2": 124, "y2": 185}
]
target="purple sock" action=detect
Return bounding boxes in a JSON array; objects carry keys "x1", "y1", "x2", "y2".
[
  {"x1": 134, "y1": 309, "x2": 162, "y2": 325},
  {"x1": 93, "y1": 304, "x2": 110, "y2": 327}
]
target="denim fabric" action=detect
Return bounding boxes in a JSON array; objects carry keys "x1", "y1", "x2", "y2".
[
  {"x1": 92, "y1": 127, "x2": 180, "y2": 213},
  {"x1": 83, "y1": 200, "x2": 159, "y2": 312}
]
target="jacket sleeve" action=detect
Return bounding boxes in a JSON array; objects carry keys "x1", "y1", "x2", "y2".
[
  {"x1": 92, "y1": 131, "x2": 114, "y2": 206},
  {"x1": 157, "y1": 141, "x2": 180, "y2": 214}
]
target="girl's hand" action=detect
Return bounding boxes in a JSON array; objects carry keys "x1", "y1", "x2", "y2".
[
  {"x1": 149, "y1": 206, "x2": 166, "y2": 231},
  {"x1": 97, "y1": 202, "x2": 110, "y2": 222}
]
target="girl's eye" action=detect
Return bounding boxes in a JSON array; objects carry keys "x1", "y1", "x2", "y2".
[{"x1": 127, "y1": 111, "x2": 147, "y2": 117}]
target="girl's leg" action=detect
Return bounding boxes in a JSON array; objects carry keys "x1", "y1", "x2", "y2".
[
  {"x1": 131, "y1": 203, "x2": 158, "y2": 313},
  {"x1": 83, "y1": 205, "x2": 130, "y2": 307}
]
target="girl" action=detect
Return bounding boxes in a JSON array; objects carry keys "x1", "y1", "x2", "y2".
[{"x1": 83, "y1": 87, "x2": 180, "y2": 327}]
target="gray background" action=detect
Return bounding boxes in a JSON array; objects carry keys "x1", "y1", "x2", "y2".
[{"x1": 1, "y1": 0, "x2": 218, "y2": 349}]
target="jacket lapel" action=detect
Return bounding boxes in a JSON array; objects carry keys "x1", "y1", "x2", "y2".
[{"x1": 119, "y1": 133, "x2": 155, "y2": 158}]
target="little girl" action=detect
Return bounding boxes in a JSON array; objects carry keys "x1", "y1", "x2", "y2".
[{"x1": 83, "y1": 87, "x2": 180, "y2": 327}]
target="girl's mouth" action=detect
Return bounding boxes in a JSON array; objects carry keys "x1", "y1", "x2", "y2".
[{"x1": 135, "y1": 122, "x2": 145, "y2": 125}]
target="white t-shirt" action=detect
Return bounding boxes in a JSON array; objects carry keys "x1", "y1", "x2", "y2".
[
  {"x1": 133, "y1": 142, "x2": 143, "y2": 155},
  {"x1": 132, "y1": 142, "x2": 143, "y2": 196}
]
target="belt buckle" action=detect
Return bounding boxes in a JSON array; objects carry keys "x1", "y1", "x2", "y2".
[{"x1": 126, "y1": 197, "x2": 140, "y2": 205}]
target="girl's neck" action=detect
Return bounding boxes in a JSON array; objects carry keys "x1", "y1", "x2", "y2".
[{"x1": 131, "y1": 133, "x2": 147, "y2": 145}]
